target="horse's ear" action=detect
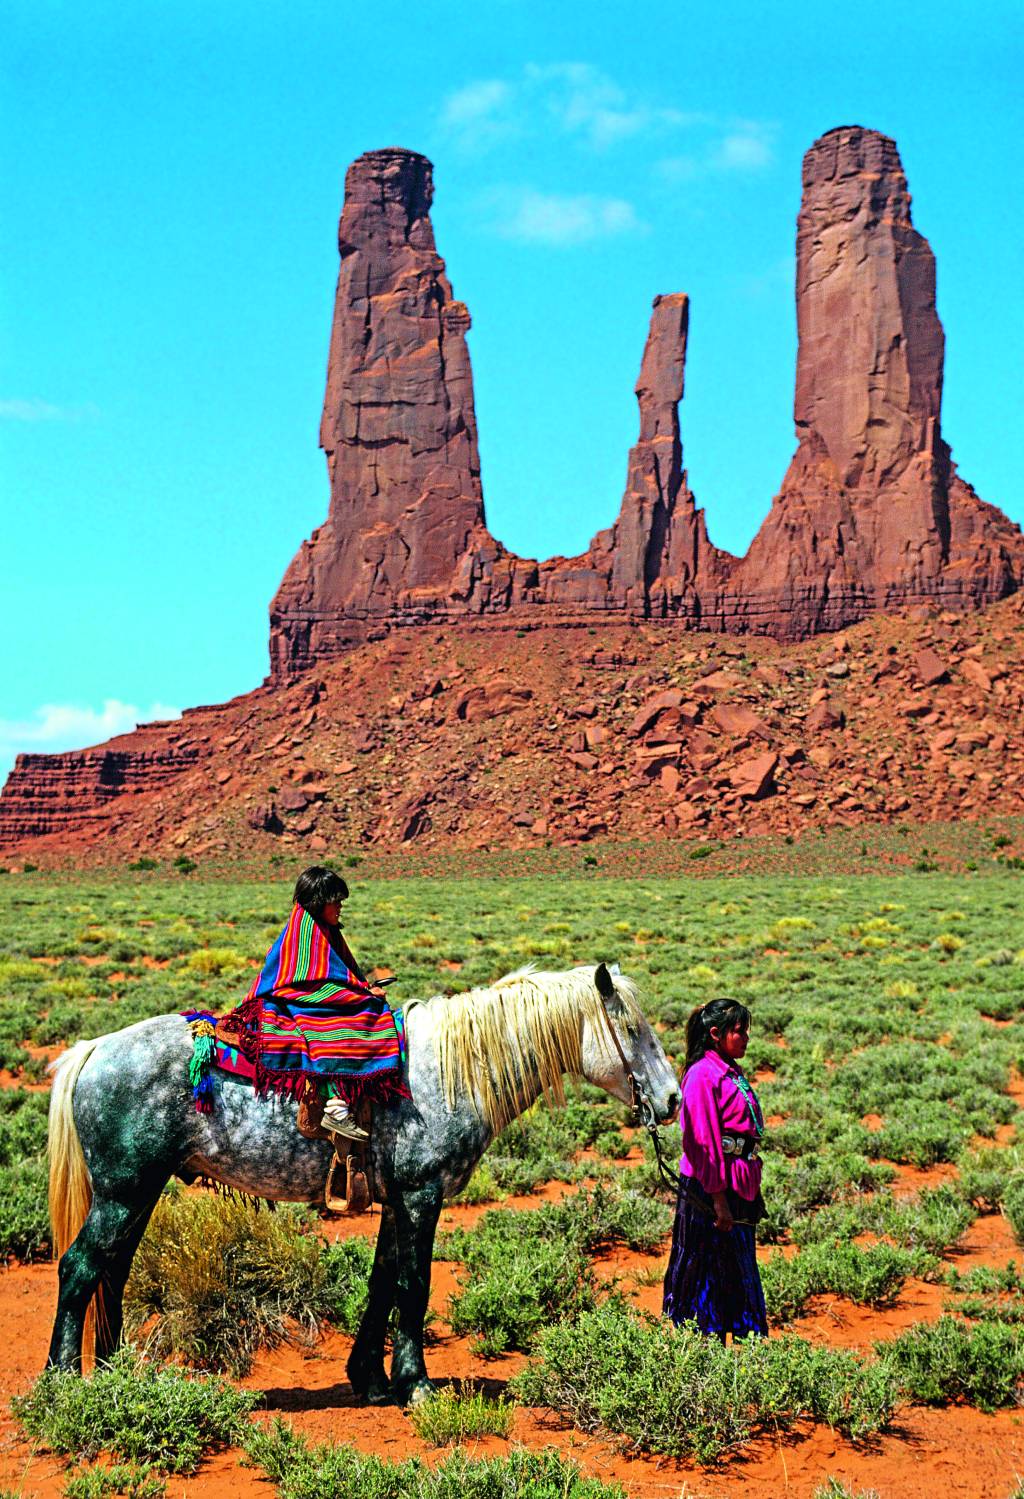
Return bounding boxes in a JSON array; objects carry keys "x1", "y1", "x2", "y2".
[{"x1": 595, "y1": 962, "x2": 615, "y2": 1000}]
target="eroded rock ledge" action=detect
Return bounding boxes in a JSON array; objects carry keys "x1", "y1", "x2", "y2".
[{"x1": 268, "y1": 127, "x2": 1024, "y2": 679}]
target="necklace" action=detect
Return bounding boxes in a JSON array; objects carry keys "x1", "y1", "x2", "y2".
[{"x1": 729, "y1": 1068, "x2": 764, "y2": 1137}]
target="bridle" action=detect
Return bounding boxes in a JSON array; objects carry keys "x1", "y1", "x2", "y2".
[{"x1": 596, "y1": 990, "x2": 683, "y2": 1196}]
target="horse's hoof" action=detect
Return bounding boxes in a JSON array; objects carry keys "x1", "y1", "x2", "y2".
[
  {"x1": 401, "y1": 1379, "x2": 436, "y2": 1408},
  {"x1": 349, "y1": 1372, "x2": 391, "y2": 1405}
]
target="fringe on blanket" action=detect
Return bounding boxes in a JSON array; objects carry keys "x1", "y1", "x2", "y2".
[
  {"x1": 217, "y1": 996, "x2": 411, "y2": 1109},
  {"x1": 186, "y1": 1006, "x2": 411, "y2": 1111},
  {"x1": 195, "y1": 1177, "x2": 276, "y2": 1213}
]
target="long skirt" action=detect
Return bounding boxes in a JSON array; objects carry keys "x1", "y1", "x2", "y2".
[{"x1": 662, "y1": 1175, "x2": 768, "y2": 1339}]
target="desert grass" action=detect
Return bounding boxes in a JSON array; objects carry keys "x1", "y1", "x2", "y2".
[{"x1": 4, "y1": 867, "x2": 1024, "y2": 1458}]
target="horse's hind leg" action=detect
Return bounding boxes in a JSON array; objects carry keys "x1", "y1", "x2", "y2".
[
  {"x1": 47, "y1": 1191, "x2": 161, "y2": 1372},
  {"x1": 93, "y1": 1193, "x2": 163, "y2": 1363},
  {"x1": 388, "y1": 1181, "x2": 443, "y2": 1407},
  {"x1": 347, "y1": 1206, "x2": 397, "y2": 1404}
]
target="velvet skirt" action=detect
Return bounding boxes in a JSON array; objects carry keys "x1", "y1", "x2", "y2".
[{"x1": 662, "y1": 1174, "x2": 768, "y2": 1340}]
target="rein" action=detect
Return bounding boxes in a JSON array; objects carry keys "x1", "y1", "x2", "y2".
[{"x1": 596, "y1": 995, "x2": 683, "y2": 1197}]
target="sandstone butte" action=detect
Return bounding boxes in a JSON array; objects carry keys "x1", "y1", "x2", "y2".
[
  {"x1": 268, "y1": 124, "x2": 1024, "y2": 677},
  {"x1": 3, "y1": 124, "x2": 1023, "y2": 857}
]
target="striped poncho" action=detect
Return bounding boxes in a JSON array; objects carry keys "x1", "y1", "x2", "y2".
[{"x1": 220, "y1": 904, "x2": 409, "y2": 1106}]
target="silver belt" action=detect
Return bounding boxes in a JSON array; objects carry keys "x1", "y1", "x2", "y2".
[{"x1": 721, "y1": 1133, "x2": 759, "y2": 1159}]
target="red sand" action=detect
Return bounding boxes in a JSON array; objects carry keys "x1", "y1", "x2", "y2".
[{"x1": 2, "y1": 1191, "x2": 1023, "y2": 1499}]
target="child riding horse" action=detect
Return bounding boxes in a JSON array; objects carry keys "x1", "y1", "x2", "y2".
[{"x1": 218, "y1": 866, "x2": 408, "y2": 1141}]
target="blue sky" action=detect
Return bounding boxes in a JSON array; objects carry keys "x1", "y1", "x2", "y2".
[{"x1": 2, "y1": 0, "x2": 1022, "y2": 775}]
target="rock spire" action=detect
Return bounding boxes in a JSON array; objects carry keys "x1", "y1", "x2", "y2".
[{"x1": 266, "y1": 127, "x2": 1024, "y2": 676}]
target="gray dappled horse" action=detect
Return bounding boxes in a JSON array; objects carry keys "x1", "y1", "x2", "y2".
[{"x1": 47, "y1": 962, "x2": 679, "y2": 1404}]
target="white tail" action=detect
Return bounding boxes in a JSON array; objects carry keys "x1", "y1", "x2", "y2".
[{"x1": 48, "y1": 1040, "x2": 101, "y2": 1364}]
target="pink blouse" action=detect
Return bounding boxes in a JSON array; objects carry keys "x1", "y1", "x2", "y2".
[{"x1": 680, "y1": 1049, "x2": 763, "y2": 1201}]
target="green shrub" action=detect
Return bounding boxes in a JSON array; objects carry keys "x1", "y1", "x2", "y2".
[
  {"x1": 0, "y1": 1156, "x2": 51, "y2": 1260},
  {"x1": 319, "y1": 1236, "x2": 374, "y2": 1334},
  {"x1": 511, "y1": 1303, "x2": 896, "y2": 1462},
  {"x1": 0, "y1": 1088, "x2": 50, "y2": 1164},
  {"x1": 878, "y1": 1316, "x2": 1024, "y2": 1411},
  {"x1": 446, "y1": 1228, "x2": 594, "y2": 1355},
  {"x1": 245, "y1": 1418, "x2": 625, "y2": 1498},
  {"x1": 761, "y1": 1241, "x2": 937, "y2": 1322},
  {"x1": 12, "y1": 1349, "x2": 256, "y2": 1473},
  {"x1": 593, "y1": 1128, "x2": 631, "y2": 1159},
  {"x1": 126, "y1": 1193, "x2": 368, "y2": 1374},
  {"x1": 538, "y1": 1183, "x2": 671, "y2": 1254},
  {"x1": 64, "y1": 1464, "x2": 166, "y2": 1498},
  {"x1": 184, "y1": 947, "x2": 250, "y2": 977},
  {"x1": 813, "y1": 1482, "x2": 881, "y2": 1499},
  {"x1": 407, "y1": 1384, "x2": 515, "y2": 1445},
  {"x1": 1003, "y1": 1176, "x2": 1024, "y2": 1245},
  {"x1": 958, "y1": 1144, "x2": 1024, "y2": 1209},
  {"x1": 439, "y1": 1184, "x2": 669, "y2": 1264},
  {"x1": 792, "y1": 1184, "x2": 975, "y2": 1257},
  {"x1": 757, "y1": 1153, "x2": 896, "y2": 1240},
  {"x1": 453, "y1": 1162, "x2": 507, "y2": 1206}
]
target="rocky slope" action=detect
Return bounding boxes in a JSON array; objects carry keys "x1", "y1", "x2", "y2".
[
  {"x1": 4, "y1": 597, "x2": 1024, "y2": 861},
  {"x1": 268, "y1": 126, "x2": 1024, "y2": 678},
  {"x1": 5, "y1": 123, "x2": 1023, "y2": 860}
]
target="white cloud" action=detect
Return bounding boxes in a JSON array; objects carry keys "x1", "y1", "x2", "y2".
[
  {"x1": 0, "y1": 398, "x2": 99, "y2": 422},
  {"x1": 524, "y1": 62, "x2": 694, "y2": 149},
  {"x1": 656, "y1": 122, "x2": 777, "y2": 182},
  {"x1": 438, "y1": 79, "x2": 518, "y2": 148},
  {"x1": 438, "y1": 63, "x2": 774, "y2": 169},
  {"x1": 487, "y1": 188, "x2": 644, "y2": 246},
  {"x1": 0, "y1": 700, "x2": 182, "y2": 783},
  {"x1": 712, "y1": 127, "x2": 776, "y2": 171}
]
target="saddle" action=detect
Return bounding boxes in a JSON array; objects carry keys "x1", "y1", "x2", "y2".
[{"x1": 295, "y1": 1090, "x2": 373, "y2": 1216}]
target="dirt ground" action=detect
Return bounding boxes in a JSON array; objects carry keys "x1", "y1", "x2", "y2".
[{"x1": 2, "y1": 1164, "x2": 1024, "y2": 1499}]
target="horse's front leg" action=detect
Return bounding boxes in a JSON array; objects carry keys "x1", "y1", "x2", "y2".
[
  {"x1": 347, "y1": 1206, "x2": 398, "y2": 1404},
  {"x1": 388, "y1": 1180, "x2": 443, "y2": 1406}
]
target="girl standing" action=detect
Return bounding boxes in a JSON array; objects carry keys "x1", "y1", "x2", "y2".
[{"x1": 662, "y1": 997, "x2": 768, "y2": 1339}]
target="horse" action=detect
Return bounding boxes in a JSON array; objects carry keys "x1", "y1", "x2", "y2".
[{"x1": 46, "y1": 961, "x2": 680, "y2": 1404}]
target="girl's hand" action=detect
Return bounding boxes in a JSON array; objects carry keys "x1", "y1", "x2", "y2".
[{"x1": 712, "y1": 1192, "x2": 734, "y2": 1233}]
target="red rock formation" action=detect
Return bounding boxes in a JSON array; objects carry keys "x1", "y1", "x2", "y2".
[
  {"x1": 4, "y1": 127, "x2": 1024, "y2": 855},
  {"x1": 268, "y1": 127, "x2": 1023, "y2": 676},
  {"x1": 727, "y1": 126, "x2": 1024, "y2": 637},
  {"x1": 268, "y1": 153, "x2": 725, "y2": 679},
  {"x1": 266, "y1": 128, "x2": 1024, "y2": 680},
  {"x1": 269, "y1": 148, "x2": 490, "y2": 676},
  {"x1": 5, "y1": 594, "x2": 1024, "y2": 860},
  {"x1": 584, "y1": 293, "x2": 728, "y2": 618},
  {"x1": 0, "y1": 740, "x2": 200, "y2": 845}
]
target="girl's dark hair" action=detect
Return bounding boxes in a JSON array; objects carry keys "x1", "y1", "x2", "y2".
[
  {"x1": 293, "y1": 866, "x2": 349, "y2": 918},
  {"x1": 684, "y1": 998, "x2": 751, "y2": 1072}
]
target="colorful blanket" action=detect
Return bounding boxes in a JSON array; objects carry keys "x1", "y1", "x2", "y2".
[{"x1": 212, "y1": 904, "x2": 409, "y2": 1107}]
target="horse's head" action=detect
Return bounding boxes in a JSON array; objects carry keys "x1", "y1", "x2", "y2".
[{"x1": 582, "y1": 962, "x2": 680, "y2": 1124}]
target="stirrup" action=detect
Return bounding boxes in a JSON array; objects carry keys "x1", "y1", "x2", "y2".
[{"x1": 325, "y1": 1150, "x2": 371, "y2": 1214}]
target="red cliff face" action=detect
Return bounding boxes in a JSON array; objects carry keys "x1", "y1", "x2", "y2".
[
  {"x1": 268, "y1": 128, "x2": 1023, "y2": 680},
  {"x1": 0, "y1": 739, "x2": 202, "y2": 845},
  {"x1": 267, "y1": 152, "x2": 729, "y2": 676},
  {"x1": 727, "y1": 126, "x2": 1024, "y2": 637},
  {"x1": 3, "y1": 127, "x2": 1022, "y2": 855},
  {"x1": 269, "y1": 149, "x2": 489, "y2": 676}
]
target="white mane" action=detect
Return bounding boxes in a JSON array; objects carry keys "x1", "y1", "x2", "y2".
[{"x1": 430, "y1": 964, "x2": 643, "y2": 1135}]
